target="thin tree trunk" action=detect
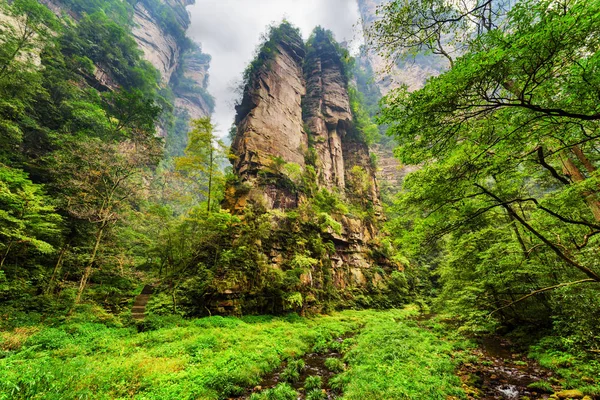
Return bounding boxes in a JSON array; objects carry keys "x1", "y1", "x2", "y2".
[
  {"x1": 207, "y1": 145, "x2": 213, "y2": 214},
  {"x1": 46, "y1": 244, "x2": 68, "y2": 294},
  {"x1": 75, "y1": 225, "x2": 105, "y2": 304},
  {"x1": 0, "y1": 240, "x2": 14, "y2": 269},
  {"x1": 560, "y1": 153, "x2": 600, "y2": 221},
  {"x1": 172, "y1": 285, "x2": 177, "y2": 314}
]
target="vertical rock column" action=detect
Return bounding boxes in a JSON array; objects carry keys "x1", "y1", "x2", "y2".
[
  {"x1": 232, "y1": 30, "x2": 308, "y2": 181},
  {"x1": 303, "y1": 32, "x2": 353, "y2": 192}
]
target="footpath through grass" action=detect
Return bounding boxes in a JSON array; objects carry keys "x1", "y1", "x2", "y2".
[{"x1": 0, "y1": 307, "x2": 469, "y2": 399}]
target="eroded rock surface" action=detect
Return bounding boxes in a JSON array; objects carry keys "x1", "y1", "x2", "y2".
[
  {"x1": 131, "y1": 1, "x2": 212, "y2": 121},
  {"x1": 233, "y1": 35, "x2": 308, "y2": 180},
  {"x1": 227, "y1": 27, "x2": 385, "y2": 298},
  {"x1": 304, "y1": 35, "x2": 352, "y2": 191},
  {"x1": 132, "y1": 2, "x2": 181, "y2": 84}
]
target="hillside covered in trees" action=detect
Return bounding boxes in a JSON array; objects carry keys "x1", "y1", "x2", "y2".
[{"x1": 1, "y1": 0, "x2": 600, "y2": 399}]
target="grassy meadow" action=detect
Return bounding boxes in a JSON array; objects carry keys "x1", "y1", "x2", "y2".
[{"x1": 0, "y1": 307, "x2": 470, "y2": 400}]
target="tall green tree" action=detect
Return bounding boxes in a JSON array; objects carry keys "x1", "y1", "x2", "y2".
[
  {"x1": 175, "y1": 117, "x2": 227, "y2": 213},
  {"x1": 0, "y1": 165, "x2": 61, "y2": 269},
  {"x1": 51, "y1": 137, "x2": 161, "y2": 303},
  {"x1": 375, "y1": 0, "x2": 600, "y2": 338}
]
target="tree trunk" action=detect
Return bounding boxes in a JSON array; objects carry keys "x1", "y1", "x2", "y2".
[
  {"x1": 572, "y1": 145, "x2": 597, "y2": 174},
  {"x1": 46, "y1": 244, "x2": 68, "y2": 294},
  {"x1": 207, "y1": 145, "x2": 213, "y2": 214},
  {"x1": 560, "y1": 152, "x2": 600, "y2": 221},
  {"x1": 75, "y1": 226, "x2": 104, "y2": 304},
  {"x1": 0, "y1": 240, "x2": 14, "y2": 269}
]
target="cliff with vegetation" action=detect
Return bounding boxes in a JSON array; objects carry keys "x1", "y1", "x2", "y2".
[
  {"x1": 38, "y1": 0, "x2": 213, "y2": 149},
  {"x1": 218, "y1": 24, "x2": 402, "y2": 315},
  {"x1": 131, "y1": 0, "x2": 214, "y2": 139},
  {"x1": 356, "y1": 0, "x2": 447, "y2": 93},
  {"x1": 0, "y1": 0, "x2": 217, "y2": 320}
]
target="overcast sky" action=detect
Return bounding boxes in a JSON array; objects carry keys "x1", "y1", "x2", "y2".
[{"x1": 186, "y1": 0, "x2": 362, "y2": 138}]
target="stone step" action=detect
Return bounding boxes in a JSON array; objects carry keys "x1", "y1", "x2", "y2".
[{"x1": 131, "y1": 285, "x2": 155, "y2": 321}]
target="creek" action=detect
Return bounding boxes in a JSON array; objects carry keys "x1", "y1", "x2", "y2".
[
  {"x1": 238, "y1": 335, "x2": 349, "y2": 399},
  {"x1": 461, "y1": 336, "x2": 558, "y2": 399}
]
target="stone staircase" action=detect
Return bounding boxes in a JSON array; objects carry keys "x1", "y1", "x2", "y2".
[{"x1": 131, "y1": 285, "x2": 154, "y2": 320}]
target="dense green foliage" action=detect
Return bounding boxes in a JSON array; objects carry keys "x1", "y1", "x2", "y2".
[
  {"x1": 4, "y1": 0, "x2": 600, "y2": 397},
  {"x1": 374, "y1": 0, "x2": 600, "y2": 354},
  {"x1": 0, "y1": 0, "x2": 215, "y2": 315}
]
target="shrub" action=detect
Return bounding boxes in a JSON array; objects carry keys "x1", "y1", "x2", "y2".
[
  {"x1": 324, "y1": 357, "x2": 345, "y2": 373},
  {"x1": 280, "y1": 359, "x2": 305, "y2": 383},
  {"x1": 306, "y1": 389, "x2": 327, "y2": 400},
  {"x1": 304, "y1": 375, "x2": 322, "y2": 392},
  {"x1": 249, "y1": 383, "x2": 298, "y2": 400}
]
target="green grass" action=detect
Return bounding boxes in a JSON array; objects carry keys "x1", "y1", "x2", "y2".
[
  {"x1": 331, "y1": 308, "x2": 469, "y2": 399},
  {"x1": 528, "y1": 336, "x2": 600, "y2": 396},
  {"x1": 0, "y1": 307, "x2": 470, "y2": 400},
  {"x1": 248, "y1": 383, "x2": 297, "y2": 400}
]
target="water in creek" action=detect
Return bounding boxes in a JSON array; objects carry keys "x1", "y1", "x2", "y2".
[
  {"x1": 460, "y1": 336, "x2": 557, "y2": 399},
  {"x1": 238, "y1": 327, "x2": 561, "y2": 400},
  {"x1": 238, "y1": 336, "x2": 347, "y2": 399}
]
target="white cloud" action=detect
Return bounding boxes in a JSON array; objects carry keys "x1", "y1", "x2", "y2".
[{"x1": 186, "y1": 0, "x2": 362, "y2": 138}]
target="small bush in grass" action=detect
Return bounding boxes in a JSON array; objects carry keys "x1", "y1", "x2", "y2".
[
  {"x1": 306, "y1": 388, "x2": 327, "y2": 400},
  {"x1": 249, "y1": 383, "x2": 298, "y2": 400},
  {"x1": 324, "y1": 357, "x2": 345, "y2": 373},
  {"x1": 527, "y1": 381, "x2": 554, "y2": 393},
  {"x1": 280, "y1": 359, "x2": 305, "y2": 383},
  {"x1": 304, "y1": 375, "x2": 322, "y2": 392}
]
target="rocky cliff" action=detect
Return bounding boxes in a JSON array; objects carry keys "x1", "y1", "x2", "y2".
[
  {"x1": 131, "y1": 0, "x2": 212, "y2": 129},
  {"x1": 233, "y1": 32, "x2": 308, "y2": 183},
  {"x1": 220, "y1": 25, "x2": 392, "y2": 314},
  {"x1": 356, "y1": 0, "x2": 446, "y2": 93},
  {"x1": 39, "y1": 0, "x2": 212, "y2": 139},
  {"x1": 131, "y1": 2, "x2": 182, "y2": 84}
]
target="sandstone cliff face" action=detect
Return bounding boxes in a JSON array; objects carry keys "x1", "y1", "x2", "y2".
[
  {"x1": 132, "y1": 2, "x2": 182, "y2": 84},
  {"x1": 131, "y1": 0, "x2": 212, "y2": 121},
  {"x1": 304, "y1": 36, "x2": 351, "y2": 191},
  {"x1": 356, "y1": 0, "x2": 446, "y2": 93},
  {"x1": 226, "y1": 27, "x2": 384, "y2": 301},
  {"x1": 232, "y1": 35, "x2": 308, "y2": 180},
  {"x1": 129, "y1": 0, "x2": 212, "y2": 139},
  {"x1": 173, "y1": 47, "x2": 213, "y2": 120}
]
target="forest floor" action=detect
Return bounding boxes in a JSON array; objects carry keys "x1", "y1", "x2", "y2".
[{"x1": 0, "y1": 306, "x2": 598, "y2": 399}]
